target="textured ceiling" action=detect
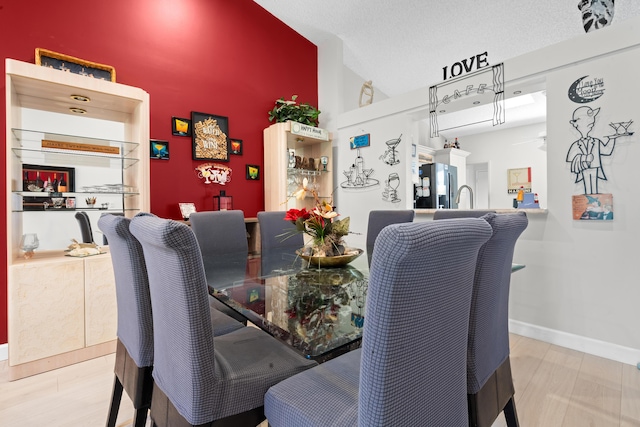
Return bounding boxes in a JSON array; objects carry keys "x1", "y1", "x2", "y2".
[{"x1": 253, "y1": 0, "x2": 640, "y2": 98}]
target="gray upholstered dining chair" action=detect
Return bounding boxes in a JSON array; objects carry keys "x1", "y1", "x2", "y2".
[
  {"x1": 257, "y1": 210, "x2": 303, "y2": 252},
  {"x1": 129, "y1": 214, "x2": 317, "y2": 427},
  {"x1": 189, "y1": 210, "x2": 250, "y2": 322},
  {"x1": 365, "y1": 209, "x2": 415, "y2": 263},
  {"x1": 467, "y1": 212, "x2": 528, "y2": 427},
  {"x1": 264, "y1": 218, "x2": 493, "y2": 426},
  {"x1": 433, "y1": 209, "x2": 496, "y2": 220},
  {"x1": 98, "y1": 214, "x2": 245, "y2": 427},
  {"x1": 257, "y1": 211, "x2": 303, "y2": 273}
]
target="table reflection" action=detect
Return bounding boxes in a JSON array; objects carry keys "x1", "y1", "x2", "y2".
[{"x1": 208, "y1": 252, "x2": 369, "y2": 361}]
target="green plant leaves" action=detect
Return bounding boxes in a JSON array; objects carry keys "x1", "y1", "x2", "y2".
[{"x1": 268, "y1": 95, "x2": 320, "y2": 126}]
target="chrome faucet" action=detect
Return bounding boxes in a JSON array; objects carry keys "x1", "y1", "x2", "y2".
[{"x1": 455, "y1": 185, "x2": 474, "y2": 209}]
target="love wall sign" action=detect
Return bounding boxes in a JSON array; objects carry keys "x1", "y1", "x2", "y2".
[{"x1": 442, "y1": 51, "x2": 489, "y2": 81}]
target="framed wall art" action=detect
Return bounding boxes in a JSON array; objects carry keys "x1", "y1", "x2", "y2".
[
  {"x1": 22, "y1": 164, "x2": 75, "y2": 192},
  {"x1": 230, "y1": 138, "x2": 243, "y2": 155},
  {"x1": 246, "y1": 164, "x2": 260, "y2": 180},
  {"x1": 191, "y1": 111, "x2": 230, "y2": 161},
  {"x1": 151, "y1": 139, "x2": 169, "y2": 160},
  {"x1": 35, "y1": 48, "x2": 116, "y2": 82},
  {"x1": 349, "y1": 133, "x2": 370, "y2": 149},
  {"x1": 172, "y1": 117, "x2": 192, "y2": 136}
]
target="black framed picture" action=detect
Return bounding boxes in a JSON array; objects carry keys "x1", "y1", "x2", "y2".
[
  {"x1": 246, "y1": 164, "x2": 260, "y2": 180},
  {"x1": 151, "y1": 139, "x2": 169, "y2": 160},
  {"x1": 191, "y1": 111, "x2": 230, "y2": 161},
  {"x1": 230, "y1": 138, "x2": 243, "y2": 155},
  {"x1": 171, "y1": 117, "x2": 192, "y2": 136},
  {"x1": 22, "y1": 164, "x2": 75, "y2": 192}
]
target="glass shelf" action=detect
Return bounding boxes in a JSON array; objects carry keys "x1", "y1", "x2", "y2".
[
  {"x1": 15, "y1": 207, "x2": 140, "y2": 213},
  {"x1": 11, "y1": 128, "x2": 140, "y2": 169},
  {"x1": 13, "y1": 191, "x2": 139, "y2": 197},
  {"x1": 287, "y1": 168, "x2": 330, "y2": 176}
]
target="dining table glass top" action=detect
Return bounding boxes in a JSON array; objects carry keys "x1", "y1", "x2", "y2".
[
  {"x1": 206, "y1": 249, "x2": 370, "y2": 362},
  {"x1": 205, "y1": 248, "x2": 525, "y2": 362}
]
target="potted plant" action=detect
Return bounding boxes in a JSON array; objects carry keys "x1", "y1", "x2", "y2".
[{"x1": 268, "y1": 95, "x2": 320, "y2": 127}]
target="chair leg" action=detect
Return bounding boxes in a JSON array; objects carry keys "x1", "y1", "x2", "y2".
[
  {"x1": 106, "y1": 376, "x2": 124, "y2": 427},
  {"x1": 133, "y1": 407, "x2": 149, "y2": 427},
  {"x1": 503, "y1": 397, "x2": 520, "y2": 427}
]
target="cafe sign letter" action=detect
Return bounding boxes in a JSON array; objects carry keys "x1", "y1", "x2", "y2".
[{"x1": 443, "y1": 52, "x2": 490, "y2": 81}]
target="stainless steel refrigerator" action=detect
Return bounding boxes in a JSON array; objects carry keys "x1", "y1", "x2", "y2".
[{"x1": 415, "y1": 163, "x2": 458, "y2": 209}]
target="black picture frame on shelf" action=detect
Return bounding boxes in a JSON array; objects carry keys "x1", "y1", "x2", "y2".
[
  {"x1": 22, "y1": 164, "x2": 76, "y2": 211},
  {"x1": 22, "y1": 164, "x2": 75, "y2": 192},
  {"x1": 191, "y1": 111, "x2": 230, "y2": 161}
]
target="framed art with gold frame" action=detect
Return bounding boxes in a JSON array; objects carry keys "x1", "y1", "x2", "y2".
[{"x1": 35, "y1": 48, "x2": 116, "y2": 82}]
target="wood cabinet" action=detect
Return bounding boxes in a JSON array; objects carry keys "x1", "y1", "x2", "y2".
[
  {"x1": 263, "y1": 122, "x2": 333, "y2": 211},
  {"x1": 5, "y1": 58, "x2": 149, "y2": 379}
]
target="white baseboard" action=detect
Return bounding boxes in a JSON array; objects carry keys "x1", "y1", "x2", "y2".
[
  {"x1": 0, "y1": 344, "x2": 7, "y2": 362},
  {"x1": 509, "y1": 319, "x2": 640, "y2": 367}
]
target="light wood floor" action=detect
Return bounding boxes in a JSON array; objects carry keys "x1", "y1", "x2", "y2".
[{"x1": 0, "y1": 334, "x2": 639, "y2": 426}]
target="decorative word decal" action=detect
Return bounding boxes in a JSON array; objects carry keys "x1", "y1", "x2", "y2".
[
  {"x1": 442, "y1": 52, "x2": 489, "y2": 81},
  {"x1": 195, "y1": 163, "x2": 232, "y2": 185},
  {"x1": 429, "y1": 63, "x2": 504, "y2": 137},
  {"x1": 568, "y1": 75, "x2": 605, "y2": 104}
]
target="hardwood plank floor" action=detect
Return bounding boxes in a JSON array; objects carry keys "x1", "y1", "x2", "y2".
[{"x1": 0, "y1": 334, "x2": 638, "y2": 426}]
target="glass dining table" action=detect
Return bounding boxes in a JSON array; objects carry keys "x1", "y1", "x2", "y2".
[
  {"x1": 206, "y1": 249, "x2": 369, "y2": 363},
  {"x1": 205, "y1": 248, "x2": 525, "y2": 363}
]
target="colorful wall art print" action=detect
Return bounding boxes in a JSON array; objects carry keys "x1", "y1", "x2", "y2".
[
  {"x1": 349, "y1": 133, "x2": 370, "y2": 149},
  {"x1": 172, "y1": 117, "x2": 191, "y2": 136},
  {"x1": 507, "y1": 167, "x2": 531, "y2": 194},
  {"x1": 246, "y1": 164, "x2": 260, "y2": 180},
  {"x1": 572, "y1": 193, "x2": 613, "y2": 220},
  {"x1": 151, "y1": 139, "x2": 169, "y2": 159},
  {"x1": 195, "y1": 163, "x2": 232, "y2": 185},
  {"x1": 230, "y1": 138, "x2": 243, "y2": 155}
]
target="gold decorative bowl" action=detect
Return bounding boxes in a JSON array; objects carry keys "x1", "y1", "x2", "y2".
[{"x1": 296, "y1": 248, "x2": 364, "y2": 268}]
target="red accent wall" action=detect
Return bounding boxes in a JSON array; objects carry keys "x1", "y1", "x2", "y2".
[{"x1": 0, "y1": 0, "x2": 318, "y2": 344}]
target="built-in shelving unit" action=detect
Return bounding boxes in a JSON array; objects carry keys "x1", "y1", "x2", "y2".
[
  {"x1": 263, "y1": 121, "x2": 333, "y2": 211},
  {"x1": 5, "y1": 58, "x2": 150, "y2": 380}
]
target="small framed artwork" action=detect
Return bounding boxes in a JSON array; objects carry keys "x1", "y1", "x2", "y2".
[
  {"x1": 35, "y1": 48, "x2": 116, "y2": 82},
  {"x1": 22, "y1": 164, "x2": 75, "y2": 192},
  {"x1": 230, "y1": 138, "x2": 243, "y2": 155},
  {"x1": 172, "y1": 117, "x2": 192, "y2": 136},
  {"x1": 151, "y1": 139, "x2": 169, "y2": 160},
  {"x1": 65, "y1": 197, "x2": 76, "y2": 209},
  {"x1": 349, "y1": 133, "x2": 370, "y2": 149},
  {"x1": 507, "y1": 167, "x2": 531, "y2": 194},
  {"x1": 178, "y1": 202, "x2": 197, "y2": 220},
  {"x1": 246, "y1": 164, "x2": 260, "y2": 180},
  {"x1": 192, "y1": 111, "x2": 230, "y2": 161}
]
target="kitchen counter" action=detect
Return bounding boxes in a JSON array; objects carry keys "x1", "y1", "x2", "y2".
[{"x1": 414, "y1": 208, "x2": 548, "y2": 215}]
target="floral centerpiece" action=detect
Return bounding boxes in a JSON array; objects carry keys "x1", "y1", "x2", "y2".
[{"x1": 283, "y1": 178, "x2": 351, "y2": 258}]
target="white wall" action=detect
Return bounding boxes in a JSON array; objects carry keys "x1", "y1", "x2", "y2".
[
  {"x1": 463, "y1": 122, "x2": 548, "y2": 209},
  {"x1": 335, "y1": 114, "x2": 413, "y2": 250},
  {"x1": 327, "y1": 17, "x2": 640, "y2": 364}
]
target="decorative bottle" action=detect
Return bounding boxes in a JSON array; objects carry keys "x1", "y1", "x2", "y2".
[
  {"x1": 52, "y1": 173, "x2": 58, "y2": 193},
  {"x1": 58, "y1": 174, "x2": 68, "y2": 192},
  {"x1": 35, "y1": 171, "x2": 44, "y2": 189}
]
